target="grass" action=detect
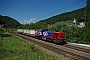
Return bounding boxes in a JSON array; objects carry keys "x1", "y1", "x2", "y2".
[
  {"x1": 0, "y1": 32, "x2": 72, "y2": 60},
  {"x1": 0, "y1": 32, "x2": 55, "y2": 60}
]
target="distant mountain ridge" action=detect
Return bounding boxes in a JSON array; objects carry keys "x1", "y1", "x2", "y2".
[
  {"x1": 0, "y1": 15, "x2": 21, "y2": 28},
  {"x1": 37, "y1": 7, "x2": 86, "y2": 24}
]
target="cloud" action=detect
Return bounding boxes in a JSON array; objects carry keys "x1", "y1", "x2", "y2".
[
  {"x1": 28, "y1": 18, "x2": 36, "y2": 24},
  {"x1": 24, "y1": 20, "x2": 27, "y2": 23},
  {"x1": 30, "y1": 18, "x2": 36, "y2": 22},
  {"x1": 24, "y1": 18, "x2": 36, "y2": 24}
]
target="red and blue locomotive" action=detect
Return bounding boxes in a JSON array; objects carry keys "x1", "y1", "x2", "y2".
[{"x1": 35, "y1": 29, "x2": 66, "y2": 44}]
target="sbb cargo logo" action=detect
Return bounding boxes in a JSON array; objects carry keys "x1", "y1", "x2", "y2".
[
  {"x1": 43, "y1": 32, "x2": 48, "y2": 36},
  {"x1": 38, "y1": 32, "x2": 42, "y2": 35}
]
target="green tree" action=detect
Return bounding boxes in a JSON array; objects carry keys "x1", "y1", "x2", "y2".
[
  {"x1": 37, "y1": 7, "x2": 86, "y2": 25},
  {"x1": 86, "y1": 0, "x2": 90, "y2": 27},
  {"x1": 72, "y1": 0, "x2": 90, "y2": 44},
  {"x1": 48, "y1": 22, "x2": 77, "y2": 42},
  {"x1": 0, "y1": 15, "x2": 21, "y2": 28}
]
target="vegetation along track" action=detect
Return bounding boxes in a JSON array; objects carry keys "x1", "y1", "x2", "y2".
[{"x1": 11, "y1": 32, "x2": 90, "y2": 60}]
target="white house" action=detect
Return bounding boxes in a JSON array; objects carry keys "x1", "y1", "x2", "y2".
[
  {"x1": 77, "y1": 22, "x2": 85, "y2": 28},
  {"x1": 69, "y1": 18, "x2": 85, "y2": 28}
]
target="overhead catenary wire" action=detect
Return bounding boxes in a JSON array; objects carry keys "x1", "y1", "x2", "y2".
[
  {"x1": 16, "y1": 0, "x2": 83, "y2": 23},
  {"x1": 17, "y1": 0, "x2": 31, "y2": 14},
  {"x1": 18, "y1": 0, "x2": 45, "y2": 24},
  {"x1": 26, "y1": 0, "x2": 45, "y2": 14},
  {"x1": 16, "y1": 0, "x2": 45, "y2": 24},
  {"x1": 36, "y1": 0, "x2": 83, "y2": 21},
  {"x1": 17, "y1": 0, "x2": 45, "y2": 15}
]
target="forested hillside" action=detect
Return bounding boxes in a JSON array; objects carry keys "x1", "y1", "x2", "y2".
[
  {"x1": 47, "y1": 0, "x2": 90, "y2": 44},
  {"x1": 18, "y1": 7, "x2": 86, "y2": 29},
  {"x1": 37, "y1": 7, "x2": 86, "y2": 24},
  {"x1": 0, "y1": 15, "x2": 21, "y2": 28}
]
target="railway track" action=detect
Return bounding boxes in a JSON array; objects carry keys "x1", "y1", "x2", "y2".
[
  {"x1": 11, "y1": 32, "x2": 90, "y2": 60},
  {"x1": 63, "y1": 44, "x2": 90, "y2": 54}
]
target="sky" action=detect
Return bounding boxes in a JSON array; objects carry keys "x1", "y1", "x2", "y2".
[{"x1": 0, "y1": 0, "x2": 87, "y2": 24}]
